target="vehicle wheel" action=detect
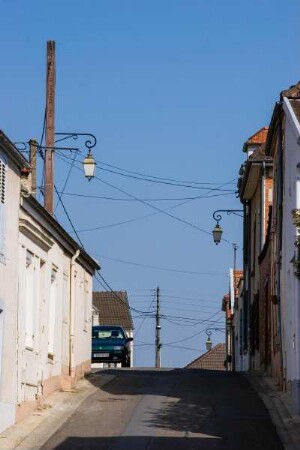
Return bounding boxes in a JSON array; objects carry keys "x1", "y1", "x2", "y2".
[{"x1": 122, "y1": 355, "x2": 130, "y2": 368}]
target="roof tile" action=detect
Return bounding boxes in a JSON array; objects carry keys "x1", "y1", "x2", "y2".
[
  {"x1": 93, "y1": 291, "x2": 134, "y2": 330},
  {"x1": 185, "y1": 343, "x2": 226, "y2": 371}
]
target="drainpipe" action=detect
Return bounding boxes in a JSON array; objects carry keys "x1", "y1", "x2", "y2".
[
  {"x1": 261, "y1": 161, "x2": 266, "y2": 251},
  {"x1": 296, "y1": 163, "x2": 300, "y2": 386},
  {"x1": 69, "y1": 249, "x2": 80, "y2": 378}
]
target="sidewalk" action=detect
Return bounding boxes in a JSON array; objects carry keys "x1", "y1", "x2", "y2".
[
  {"x1": 0, "y1": 373, "x2": 115, "y2": 450},
  {"x1": 246, "y1": 373, "x2": 300, "y2": 450}
]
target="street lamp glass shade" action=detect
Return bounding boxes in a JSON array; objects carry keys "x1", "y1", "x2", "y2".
[
  {"x1": 206, "y1": 337, "x2": 213, "y2": 351},
  {"x1": 83, "y1": 152, "x2": 96, "y2": 181},
  {"x1": 212, "y1": 223, "x2": 223, "y2": 245}
]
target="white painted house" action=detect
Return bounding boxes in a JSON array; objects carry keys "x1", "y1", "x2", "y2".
[
  {"x1": 280, "y1": 92, "x2": 300, "y2": 408},
  {"x1": 17, "y1": 193, "x2": 99, "y2": 422},
  {"x1": 264, "y1": 82, "x2": 300, "y2": 411},
  {"x1": 0, "y1": 130, "x2": 100, "y2": 432},
  {"x1": 0, "y1": 132, "x2": 31, "y2": 432}
]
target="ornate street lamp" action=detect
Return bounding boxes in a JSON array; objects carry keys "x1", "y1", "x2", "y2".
[
  {"x1": 212, "y1": 209, "x2": 243, "y2": 245},
  {"x1": 55, "y1": 132, "x2": 97, "y2": 181},
  {"x1": 212, "y1": 223, "x2": 223, "y2": 245},
  {"x1": 205, "y1": 330, "x2": 213, "y2": 351},
  {"x1": 83, "y1": 150, "x2": 96, "y2": 181}
]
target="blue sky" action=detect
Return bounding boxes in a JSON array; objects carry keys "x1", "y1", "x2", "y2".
[{"x1": 1, "y1": 0, "x2": 299, "y2": 367}]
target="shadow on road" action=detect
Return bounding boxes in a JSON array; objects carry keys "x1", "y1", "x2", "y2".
[
  {"x1": 84, "y1": 368, "x2": 283, "y2": 449},
  {"x1": 41, "y1": 369, "x2": 283, "y2": 449},
  {"x1": 48, "y1": 435, "x2": 222, "y2": 449}
]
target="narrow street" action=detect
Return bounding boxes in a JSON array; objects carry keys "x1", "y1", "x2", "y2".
[{"x1": 40, "y1": 368, "x2": 283, "y2": 450}]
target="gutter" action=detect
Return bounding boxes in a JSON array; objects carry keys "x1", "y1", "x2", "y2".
[
  {"x1": 22, "y1": 194, "x2": 100, "y2": 274},
  {"x1": 261, "y1": 161, "x2": 266, "y2": 251},
  {"x1": 238, "y1": 159, "x2": 273, "y2": 201},
  {"x1": 69, "y1": 249, "x2": 80, "y2": 378}
]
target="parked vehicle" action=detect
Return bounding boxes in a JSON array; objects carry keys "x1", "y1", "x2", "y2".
[{"x1": 92, "y1": 325, "x2": 133, "y2": 367}]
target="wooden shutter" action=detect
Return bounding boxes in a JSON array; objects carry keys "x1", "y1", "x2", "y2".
[{"x1": 0, "y1": 157, "x2": 7, "y2": 262}]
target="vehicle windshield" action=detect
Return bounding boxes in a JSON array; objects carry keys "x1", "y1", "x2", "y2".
[{"x1": 92, "y1": 328, "x2": 125, "y2": 340}]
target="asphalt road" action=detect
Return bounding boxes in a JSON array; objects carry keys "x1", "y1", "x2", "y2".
[{"x1": 40, "y1": 368, "x2": 283, "y2": 450}]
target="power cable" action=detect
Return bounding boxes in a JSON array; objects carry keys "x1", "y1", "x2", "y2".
[
  {"x1": 134, "y1": 296, "x2": 156, "y2": 339},
  {"x1": 96, "y1": 158, "x2": 237, "y2": 187},
  {"x1": 54, "y1": 152, "x2": 78, "y2": 212},
  {"x1": 55, "y1": 152, "x2": 235, "y2": 243},
  {"x1": 164, "y1": 312, "x2": 224, "y2": 344},
  {"x1": 56, "y1": 191, "x2": 234, "y2": 202},
  {"x1": 97, "y1": 164, "x2": 235, "y2": 192},
  {"x1": 92, "y1": 254, "x2": 227, "y2": 277}
]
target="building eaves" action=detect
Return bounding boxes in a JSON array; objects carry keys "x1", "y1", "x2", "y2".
[
  {"x1": 265, "y1": 81, "x2": 300, "y2": 157},
  {"x1": 0, "y1": 130, "x2": 30, "y2": 170},
  {"x1": 21, "y1": 192, "x2": 100, "y2": 274},
  {"x1": 280, "y1": 81, "x2": 300, "y2": 100},
  {"x1": 238, "y1": 157, "x2": 273, "y2": 201}
]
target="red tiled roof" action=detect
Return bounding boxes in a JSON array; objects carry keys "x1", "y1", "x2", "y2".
[
  {"x1": 93, "y1": 291, "x2": 134, "y2": 330},
  {"x1": 243, "y1": 127, "x2": 268, "y2": 152},
  {"x1": 185, "y1": 343, "x2": 226, "y2": 371},
  {"x1": 246, "y1": 127, "x2": 268, "y2": 145}
]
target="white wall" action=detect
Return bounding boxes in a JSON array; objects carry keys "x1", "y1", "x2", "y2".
[
  {"x1": 0, "y1": 152, "x2": 21, "y2": 432},
  {"x1": 17, "y1": 207, "x2": 94, "y2": 412},
  {"x1": 281, "y1": 101, "x2": 300, "y2": 389}
]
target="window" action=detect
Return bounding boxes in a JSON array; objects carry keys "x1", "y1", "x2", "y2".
[
  {"x1": 0, "y1": 156, "x2": 7, "y2": 263},
  {"x1": 25, "y1": 250, "x2": 35, "y2": 349},
  {"x1": 83, "y1": 274, "x2": 90, "y2": 332},
  {"x1": 48, "y1": 266, "x2": 58, "y2": 356}
]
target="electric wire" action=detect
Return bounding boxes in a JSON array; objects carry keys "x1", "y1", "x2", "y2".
[
  {"x1": 96, "y1": 158, "x2": 237, "y2": 187},
  {"x1": 164, "y1": 311, "x2": 224, "y2": 345},
  {"x1": 97, "y1": 164, "x2": 235, "y2": 192},
  {"x1": 92, "y1": 254, "x2": 227, "y2": 277},
  {"x1": 56, "y1": 191, "x2": 234, "y2": 202},
  {"x1": 55, "y1": 152, "x2": 235, "y2": 244}
]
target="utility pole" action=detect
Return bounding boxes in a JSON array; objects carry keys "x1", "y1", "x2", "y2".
[
  {"x1": 29, "y1": 139, "x2": 37, "y2": 197},
  {"x1": 155, "y1": 286, "x2": 161, "y2": 368},
  {"x1": 44, "y1": 40, "x2": 56, "y2": 215}
]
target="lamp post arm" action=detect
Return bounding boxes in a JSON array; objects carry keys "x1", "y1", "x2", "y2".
[
  {"x1": 55, "y1": 133, "x2": 97, "y2": 151},
  {"x1": 212, "y1": 209, "x2": 243, "y2": 223}
]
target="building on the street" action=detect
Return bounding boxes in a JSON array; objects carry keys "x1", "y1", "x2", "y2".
[
  {"x1": 17, "y1": 192, "x2": 99, "y2": 422},
  {"x1": 237, "y1": 127, "x2": 273, "y2": 373},
  {"x1": 0, "y1": 131, "x2": 31, "y2": 433},
  {"x1": 264, "y1": 81, "x2": 300, "y2": 407},
  {"x1": 235, "y1": 81, "x2": 300, "y2": 413},
  {"x1": 222, "y1": 269, "x2": 243, "y2": 371},
  {"x1": 185, "y1": 343, "x2": 226, "y2": 370},
  {"x1": 233, "y1": 274, "x2": 244, "y2": 371},
  {"x1": 0, "y1": 129, "x2": 100, "y2": 433},
  {"x1": 92, "y1": 291, "x2": 134, "y2": 366}
]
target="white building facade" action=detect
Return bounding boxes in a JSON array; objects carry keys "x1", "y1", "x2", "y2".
[
  {"x1": 280, "y1": 95, "x2": 300, "y2": 409},
  {"x1": 0, "y1": 130, "x2": 99, "y2": 431},
  {"x1": 0, "y1": 132, "x2": 30, "y2": 432},
  {"x1": 16, "y1": 193, "x2": 99, "y2": 422}
]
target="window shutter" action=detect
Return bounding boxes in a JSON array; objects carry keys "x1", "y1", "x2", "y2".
[{"x1": 0, "y1": 158, "x2": 7, "y2": 262}]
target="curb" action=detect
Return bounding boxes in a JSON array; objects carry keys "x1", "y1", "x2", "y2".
[
  {"x1": 245, "y1": 373, "x2": 300, "y2": 450},
  {"x1": 0, "y1": 373, "x2": 115, "y2": 450}
]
